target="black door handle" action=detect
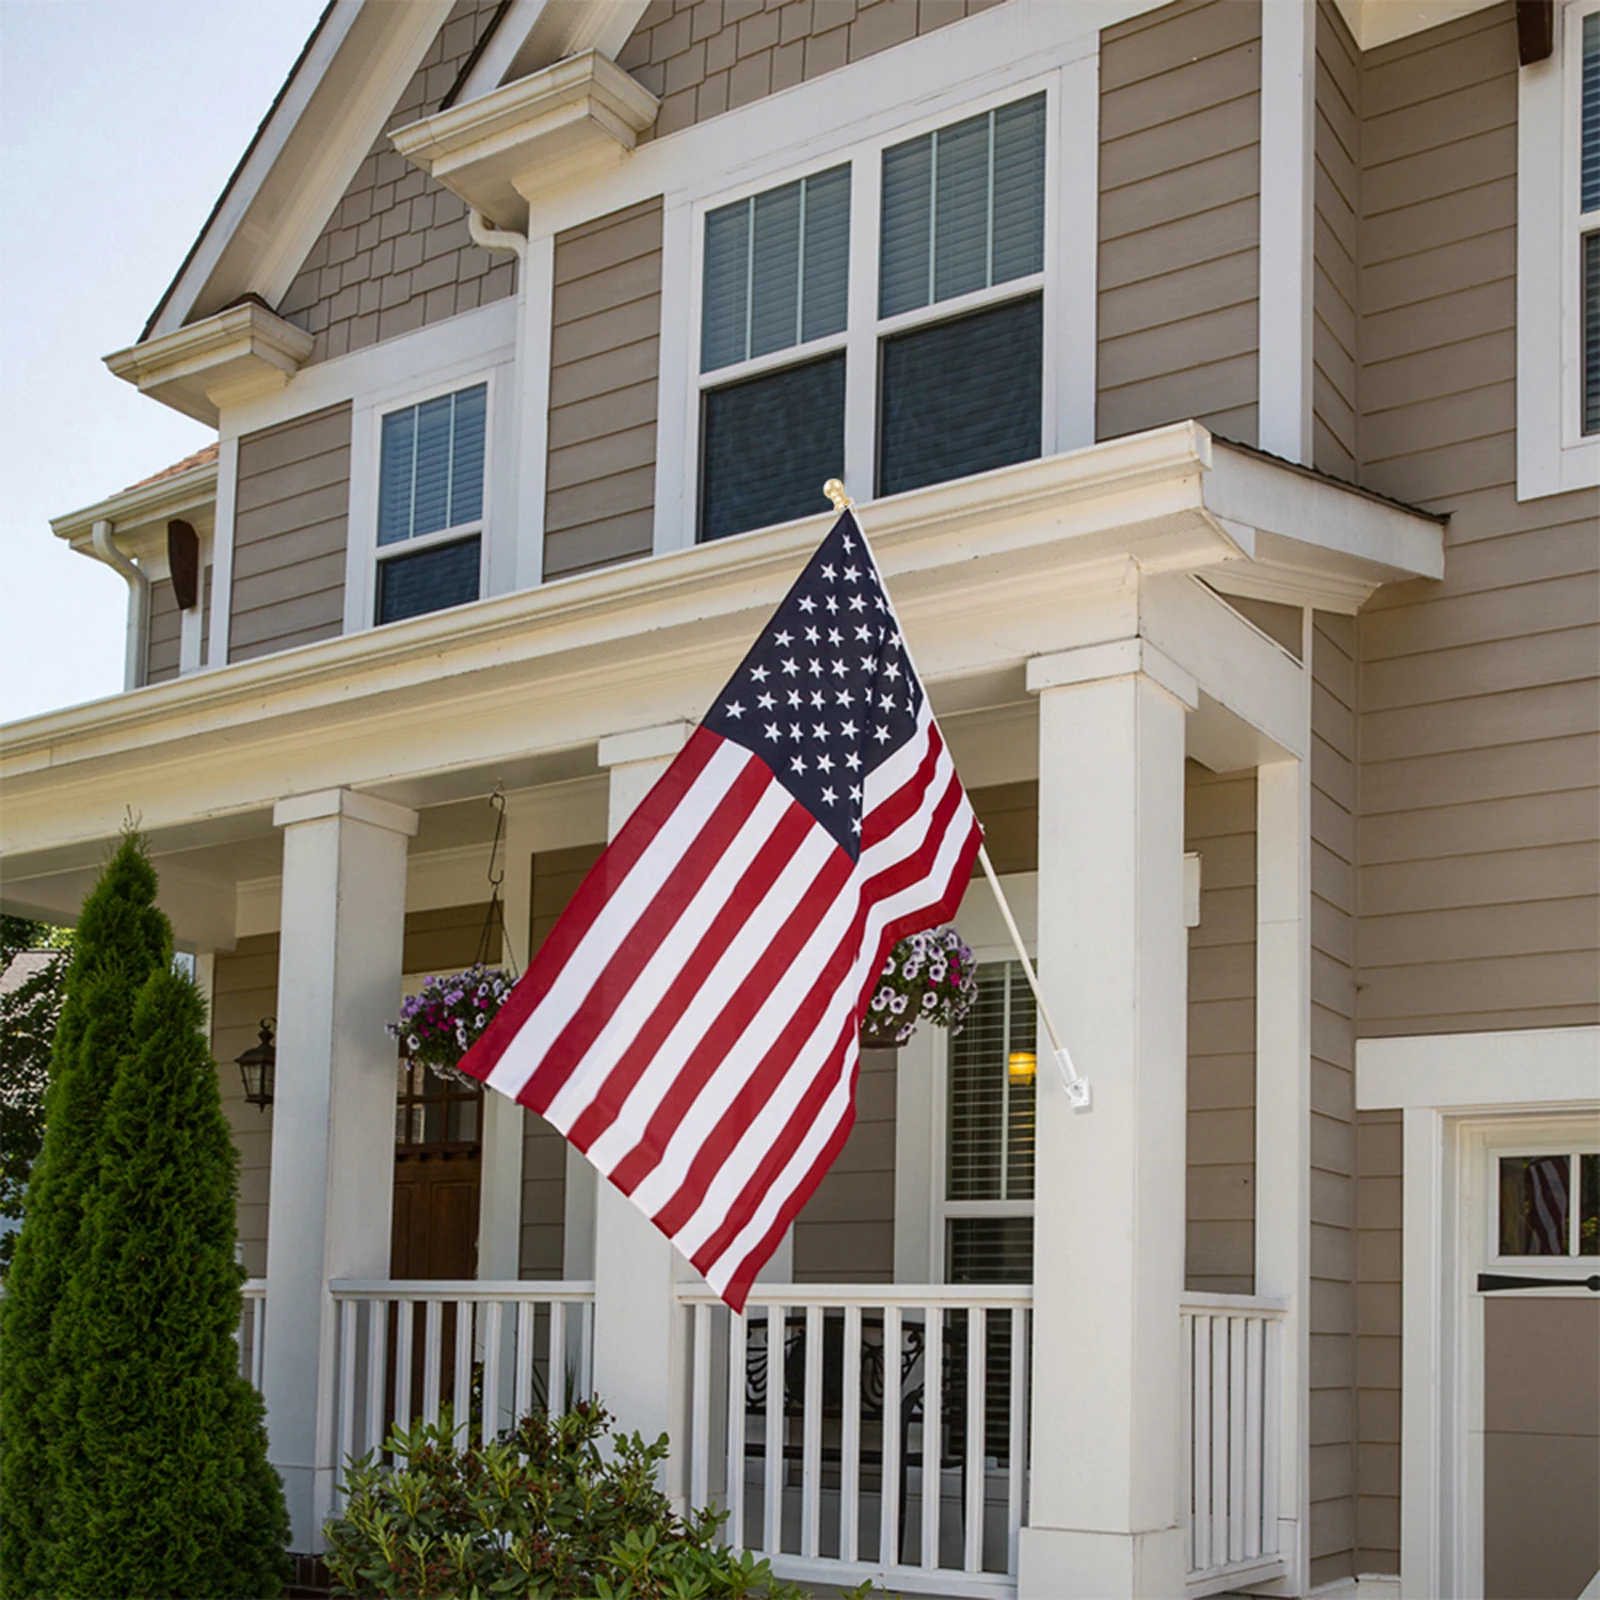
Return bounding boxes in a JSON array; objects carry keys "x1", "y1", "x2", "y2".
[{"x1": 1477, "y1": 1272, "x2": 1600, "y2": 1292}]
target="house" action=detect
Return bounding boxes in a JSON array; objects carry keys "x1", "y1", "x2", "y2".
[{"x1": 3, "y1": 0, "x2": 1597, "y2": 1594}]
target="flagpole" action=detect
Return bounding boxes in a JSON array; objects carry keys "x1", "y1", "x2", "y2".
[{"x1": 824, "y1": 480, "x2": 1092, "y2": 1109}]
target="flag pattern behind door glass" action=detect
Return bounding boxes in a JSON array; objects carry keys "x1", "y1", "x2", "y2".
[{"x1": 459, "y1": 512, "x2": 981, "y2": 1309}]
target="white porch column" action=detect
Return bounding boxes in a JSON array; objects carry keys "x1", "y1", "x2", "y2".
[
  {"x1": 589, "y1": 722, "x2": 693, "y2": 1478},
  {"x1": 262, "y1": 788, "x2": 417, "y2": 1550},
  {"x1": 1019, "y1": 641, "x2": 1196, "y2": 1599}
]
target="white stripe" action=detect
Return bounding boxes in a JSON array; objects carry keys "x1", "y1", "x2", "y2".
[
  {"x1": 669, "y1": 744, "x2": 970, "y2": 1255},
  {"x1": 682, "y1": 760, "x2": 975, "y2": 1268},
  {"x1": 484, "y1": 741, "x2": 749, "y2": 1098},
  {"x1": 539, "y1": 775, "x2": 799, "y2": 1135},
  {"x1": 579, "y1": 817, "x2": 840, "y2": 1170}
]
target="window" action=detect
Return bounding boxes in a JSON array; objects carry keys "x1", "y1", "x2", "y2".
[
  {"x1": 694, "y1": 89, "x2": 1049, "y2": 542},
  {"x1": 375, "y1": 382, "x2": 487, "y2": 623},
  {"x1": 944, "y1": 959, "x2": 1036, "y2": 1283},
  {"x1": 1516, "y1": 0, "x2": 1600, "y2": 494},
  {"x1": 1495, "y1": 1151, "x2": 1600, "y2": 1258}
]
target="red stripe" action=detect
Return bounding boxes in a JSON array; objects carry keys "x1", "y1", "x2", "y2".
[
  {"x1": 514, "y1": 753, "x2": 775, "y2": 1114},
  {"x1": 606, "y1": 835, "x2": 856, "y2": 1196},
  {"x1": 565, "y1": 791, "x2": 823, "y2": 1151},
  {"x1": 859, "y1": 720, "x2": 945, "y2": 852},
  {"x1": 459, "y1": 726, "x2": 725, "y2": 1086}
]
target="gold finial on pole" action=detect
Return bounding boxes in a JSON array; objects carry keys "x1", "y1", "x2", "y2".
[{"x1": 823, "y1": 478, "x2": 852, "y2": 511}]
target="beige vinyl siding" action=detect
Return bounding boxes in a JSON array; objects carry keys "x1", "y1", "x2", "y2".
[
  {"x1": 145, "y1": 578, "x2": 181, "y2": 685},
  {"x1": 276, "y1": 0, "x2": 515, "y2": 363},
  {"x1": 968, "y1": 780, "x2": 1038, "y2": 876},
  {"x1": 793, "y1": 1047, "x2": 897, "y2": 1282},
  {"x1": 1353, "y1": 1, "x2": 1600, "y2": 1037},
  {"x1": 229, "y1": 403, "x2": 352, "y2": 664},
  {"x1": 1309, "y1": 614, "x2": 1358, "y2": 1588},
  {"x1": 521, "y1": 843, "x2": 604, "y2": 1277},
  {"x1": 1097, "y1": 0, "x2": 1262, "y2": 447},
  {"x1": 403, "y1": 901, "x2": 499, "y2": 975},
  {"x1": 617, "y1": 0, "x2": 1001, "y2": 141},
  {"x1": 1354, "y1": 1108, "x2": 1402, "y2": 1573},
  {"x1": 213, "y1": 932, "x2": 280, "y2": 1279},
  {"x1": 200, "y1": 564, "x2": 213, "y2": 667},
  {"x1": 544, "y1": 201, "x2": 664, "y2": 581},
  {"x1": 1184, "y1": 762, "x2": 1256, "y2": 1295},
  {"x1": 1313, "y1": 0, "x2": 1360, "y2": 479}
]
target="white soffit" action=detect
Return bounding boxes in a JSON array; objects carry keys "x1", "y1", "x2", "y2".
[
  {"x1": 146, "y1": 0, "x2": 455, "y2": 340},
  {"x1": 1332, "y1": 0, "x2": 1499, "y2": 50},
  {"x1": 453, "y1": 0, "x2": 654, "y2": 105},
  {"x1": 51, "y1": 459, "x2": 220, "y2": 564}
]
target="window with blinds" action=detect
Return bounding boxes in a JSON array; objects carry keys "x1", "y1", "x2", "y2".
[
  {"x1": 375, "y1": 383, "x2": 487, "y2": 625},
  {"x1": 1583, "y1": 10, "x2": 1599, "y2": 434},
  {"x1": 945, "y1": 960, "x2": 1036, "y2": 1284}
]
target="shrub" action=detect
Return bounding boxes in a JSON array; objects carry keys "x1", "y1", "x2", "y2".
[{"x1": 323, "y1": 1403, "x2": 813, "y2": 1600}]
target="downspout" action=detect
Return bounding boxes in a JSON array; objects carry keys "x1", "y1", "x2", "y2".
[
  {"x1": 89, "y1": 519, "x2": 150, "y2": 690},
  {"x1": 467, "y1": 210, "x2": 534, "y2": 590}
]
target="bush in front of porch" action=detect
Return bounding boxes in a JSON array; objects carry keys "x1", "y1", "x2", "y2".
[{"x1": 323, "y1": 1402, "x2": 834, "y2": 1600}]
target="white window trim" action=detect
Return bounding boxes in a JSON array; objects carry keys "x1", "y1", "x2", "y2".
[
  {"x1": 1516, "y1": 0, "x2": 1600, "y2": 499},
  {"x1": 679, "y1": 73, "x2": 1061, "y2": 548},
  {"x1": 346, "y1": 366, "x2": 501, "y2": 633}
]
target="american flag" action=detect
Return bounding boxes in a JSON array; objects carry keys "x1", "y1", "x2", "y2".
[{"x1": 460, "y1": 511, "x2": 981, "y2": 1309}]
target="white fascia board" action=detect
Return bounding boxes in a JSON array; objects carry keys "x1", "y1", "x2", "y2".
[
  {"x1": 50, "y1": 460, "x2": 220, "y2": 561},
  {"x1": 1332, "y1": 0, "x2": 1499, "y2": 50},
  {"x1": 1356, "y1": 1027, "x2": 1600, "y2": 1112},
  {"x1": 147, "y1": 0, "x2": 455, "y2": 339}
]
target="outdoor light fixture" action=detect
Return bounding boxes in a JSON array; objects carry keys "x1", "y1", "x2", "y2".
[
  {"x1": 236, "y1": 1018, "x2": 276, "y2": 1111},
  {"x1": 1007, "y1": 1050, "x2": 1037, "y2": 1086}
]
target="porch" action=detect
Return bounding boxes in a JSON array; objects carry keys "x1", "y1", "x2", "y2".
[{"x1": 3, "y1": 425, "x2": 1446, "y2": 1597}]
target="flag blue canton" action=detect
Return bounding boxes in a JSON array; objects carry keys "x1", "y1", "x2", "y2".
[{"x1": 700, "y1": 511, "x2": 923, "y2": 860}]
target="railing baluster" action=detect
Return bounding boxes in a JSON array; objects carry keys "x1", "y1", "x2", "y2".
[
  {"x1": 252, "y1": 1296, "x2": 266, "y2": 1391},
  {"x1": 1262, "y1": 1314, "x2": 1282, "y2": 1557},
  {"x1": 1210, "y1": 1314, "x2": 1228, "y2": 1568},
  {"x1": 366, "y1": 1299, "x2": 387, "y2": 1455},
  {"x1": 336, "y1": 1298, "x2": 357, "y2": 1505},
  {"x1": 1008, "y1": 1307, "x2": 1026, "y2": 1578},
  {"x1": 546, "y1": 1300, "x2": 565, "y2": 1416},
  {"x1": 481, "y1": 1300, "x2": 504, "y2": 1448},
  {"x1": 879, "y1": 1303, "x2": 902, "y2": 1569},
  {"x1": 578, "y1": 1301, "x2": 593, "y2": 1399},
  {"x1": 1192, "y1": 1313, "x2": 1211, "y2": 1576},
  {"x1": 1228, "y1": 1314, "x2": 1246, "y2": 1564},
  {"x1": 1244, "y1": 1313, "x2": 1264, "y2": 1560},
  {"x1": 920, "y1": 1305, "x2": 942, "y2": 1570},
  {"x1": 839, "y1": 1303, "x2": 862, "y2": 1564},
  {"x1": 1180, "y1": 1312, "x2": 1195, "y2": 1574},
  {"x1": 453, "y1": 1299, "x2": 474, "y2": 1446},
  {"x1": 514, "y1": 1300, "x2": 536, "y2": 1420},
  {"x1": 801, "y1": 1304, "x2": 823, "y2": 1558},
  {"x1": 762, "y1": 1304, "x2": 784, "y2": 1555},
  {"x1": 393, "y1": 1298, "x2": 414, "y2": 1444},
  {"x1": 727, "y1": 1309, "x2": 747, "y2": 1552},
  {"x1": 423, "y1": 1300, "x2": 443, "y2": 1427},
  {"x1": 692, "y1": 1303, "x2": 713, "y2": 1511},
  {"x1": 963, "y1": 1308, "x2": 986, "y2": 1573}
]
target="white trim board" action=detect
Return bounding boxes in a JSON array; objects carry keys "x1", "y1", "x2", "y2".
[{"x1": 1356, "y1": 1026, "x2": 1600, "y2": 1112}]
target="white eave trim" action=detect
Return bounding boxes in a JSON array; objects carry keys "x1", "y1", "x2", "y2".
[
  {"x1": 51, "y1": 460, "x2": 220, "y2": 558},
  {"x1": 105, "y1": 303, "x2": 315, "y2": 427},
  {"x1": 1332, "y1": 0, "x2": 1499, "y2": 50},
  {"x1": 391, "y1": 49, "x2": 659, "y2": 229}
]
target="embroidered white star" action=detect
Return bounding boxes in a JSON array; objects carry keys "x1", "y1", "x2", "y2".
[
  {"x1": 781, "y1": 658, "x2": 798, "y2": 676},
  {"x1": 821, "y1": 787, "x2": 837, "y2": 805},
  {"x1": 797, "y1": 596, "x2": 816, "y2": 613},
  {"x1": 725, "y1": 701, "x2": 745, "y2": 719},
  {"x1": 804, "y1": 626, "x2": 820, "y2": 644},
  {"x1": 764, "y1": 723, "x2": 780, "y2": 741},
  {"x1": 845, "y1": 751, "x2": 861, "y2": 771},
  {"x1": 812, "y1": 723, "x2": 829, "y2": 740},
  {"x1": 757, "y1": 692, "x2": 775, "y2": 710},
  {"x1": 773, "y1": 630, "x2": 792, "y2": 647},
  {"x1": 848, "y1": 594, "x2": 866, "y2": 612},
  {"x1": 791, "y1": 754, "x2": 807, "y2": 774}
]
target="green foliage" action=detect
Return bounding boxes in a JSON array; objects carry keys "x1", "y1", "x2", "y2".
[
  {"x1": 0, "y1": 836, "x2": 171, "y2": 1599},
  {"x1": 0, "y1": 916, "x2": 71, "y2": 1273},
  {"x1": 323, "y1": 1403, "x2": 812, "y2": 1600}
]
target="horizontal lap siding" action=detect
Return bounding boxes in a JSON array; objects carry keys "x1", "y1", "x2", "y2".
[
  {"x1": 522, "y1": 845, "x2": 603, "y2": 1277},
  {"x1": 544, "y1": 201, "x2": 664, "y2": 582},
  {"x1": 617, "y1": 0, "x2": 1000, "y2": 140},
  {"x1": 1310, "y1": 614, "x2": 1358, "y2": 1588},
  {"x1": 229, "y1": 403, "x2": 352, "y2": 663},
  {"x1": 145, "y1": 578, "x2": 181, "y2": 685},
  {"x1": 276, "y1": 0, "x2": 516, "y2": 364},
  {"x1": 1354, "y1": 2, "x2": 1600, "y2": 1039},
  {"x1": 1314, "y1": 0, "x2": 1359, "y2": 479},
  {"x1": 1097, "y1": 0, "x2": 1262, "y2": 446},
  {"x1": 1185, "y1": 762, "x2": 1256, "y2": 1295}
]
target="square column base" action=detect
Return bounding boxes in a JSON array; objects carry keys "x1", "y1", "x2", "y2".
[{"x1": 1018, "y1": 1525, "x2": 1186, "y2": 1600}]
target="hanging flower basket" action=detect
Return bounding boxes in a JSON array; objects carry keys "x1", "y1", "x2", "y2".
[
  {"x1": 386, "y1": 963, "x2": 514, "y2": 1085},
  {"x1": 860, "y1": 926, "x2": 977, "y2": 1048}
]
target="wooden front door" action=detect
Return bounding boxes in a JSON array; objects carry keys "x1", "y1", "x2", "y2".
[{"x1": 391, "y1": 1059, "x2": 483, "y2": 1280}]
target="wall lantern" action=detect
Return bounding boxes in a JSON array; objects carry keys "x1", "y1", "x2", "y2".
[
  {"x1": 236, "y1": 1018, "x2": 276, "y2": 1111},
  {"x1": 1007, "y1": 1050, "x2": 1037, "y2": 1087}
]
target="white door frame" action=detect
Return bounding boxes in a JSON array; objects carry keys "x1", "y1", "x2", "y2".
[{"x1": 1356, "y1": 1025, "x2": 1600, "y2": 1600}]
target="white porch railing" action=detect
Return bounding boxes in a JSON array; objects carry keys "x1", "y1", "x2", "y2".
[
  {"x1": 240, "y1": 1278, "x2": 266, "y2": 1390},
  {"x1": 1180, "y1": 1292, "x2": 1289, "y2": 1598},
  {"x1": 680, "y1": 1284, "x2": 1032, "y2": 1600},
  {"x1": 327, "y1": 1280, "x2": 595, "y2": 1476}
]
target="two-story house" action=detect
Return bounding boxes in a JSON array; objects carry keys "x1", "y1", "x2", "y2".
[{"x1": 3, "y1": 1, "x2": 1596, "y2": 1596}]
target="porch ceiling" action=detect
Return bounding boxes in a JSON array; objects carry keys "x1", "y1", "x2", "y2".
[{"x1": 2, "y1": 422, "x2": 1442, "y2": 923}]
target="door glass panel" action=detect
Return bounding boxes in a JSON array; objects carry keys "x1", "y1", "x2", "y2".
[
  {"x1": 1498, "y1": 1154, "x2": 1571, "y2": 1256},
  {"x1": 1581, "y1": 1153, "x2": 1599, "y2": 1255}
]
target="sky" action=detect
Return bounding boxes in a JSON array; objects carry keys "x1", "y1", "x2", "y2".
[{"x1": 0, "y1": 0, "x2": 328, "y2": 725}]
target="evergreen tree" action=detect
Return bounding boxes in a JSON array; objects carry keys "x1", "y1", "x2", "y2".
[
  {"x1": 0, "y1": 835, "x2": 170, "y2": 1598},
  {"x1": 51, "y1": 967, "x2": 289, "y2": 1597}
]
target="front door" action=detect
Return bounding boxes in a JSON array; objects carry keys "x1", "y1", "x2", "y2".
[
  {"x1": 1470, "y1": 1126, "x2": 1600, "y2": 1600},
  {"x1": 391, "y1": 1057, "x2": 483, "y2": 1280}
]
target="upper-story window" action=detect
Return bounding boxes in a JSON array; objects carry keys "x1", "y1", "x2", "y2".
[
  {"x1": 696, "y1": 89, "x2": 1048, "y2": 543},
  {"x1": 375, "y1": 381, "x2": 487, "y2": 624}
]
